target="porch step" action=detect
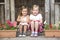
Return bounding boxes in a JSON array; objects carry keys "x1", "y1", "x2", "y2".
[
  {"x1": 0, "y1": 36, "x2": 60, "y2": 40},
  {"x1": 16, "y1": 31, "x2": 45, "y2": 37}
]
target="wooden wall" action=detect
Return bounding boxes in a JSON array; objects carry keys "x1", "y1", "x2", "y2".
[{"x1": 0, "y1": 0, "x2": 60, "y2": 24}]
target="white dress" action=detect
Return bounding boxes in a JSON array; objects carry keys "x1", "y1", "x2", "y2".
[
  {"x1": 19, "y1": 16, "x2": 28, "y2": 25},
  {"x1": 30, "y1": 14, "x2": 42, "y2": 21}
]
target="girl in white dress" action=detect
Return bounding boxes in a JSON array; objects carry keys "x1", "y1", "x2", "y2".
[
  {"x1": 17, "y1": 6, "x2": 30, "y2": 36},
  {"x1": 30, "y1": 5, "x2": 43, "y2": 36}
]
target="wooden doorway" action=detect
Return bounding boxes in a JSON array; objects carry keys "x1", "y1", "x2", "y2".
[{"x1": 15, "y1": 0, "x2": 45, "y2": 21}]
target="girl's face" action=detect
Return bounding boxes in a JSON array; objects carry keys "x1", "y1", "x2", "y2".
[
  {"x1": 32, "y1": 7, "x2": 39, "y2": 16},
  {"x1": 22, "y1": 8, "x2": 28, "y2": 16}
]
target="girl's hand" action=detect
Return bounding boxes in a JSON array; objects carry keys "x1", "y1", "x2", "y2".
[
  {"x1": 17, "y1": 15, "x2": 21, "y2": 22},
  {"x1": 39, "y1": 22, "x2": 42, "y2": 24}
]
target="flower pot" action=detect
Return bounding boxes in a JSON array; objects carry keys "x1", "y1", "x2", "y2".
[
  {"x1": 55, "y1": 30, "x2": 60, "y2": 37},
  {"x1": 0, "y1": 30, "x2": 17, "y2": 38},
  {"x1": 45, "y1": 30, "x2": 60, "y2": 37}
]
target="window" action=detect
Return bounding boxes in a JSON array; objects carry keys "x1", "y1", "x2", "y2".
[
  {"x1": 0, "y1": 0, "x2": 4, "y2": 3},
  {"x1": 55, "y1": 0, "x2": 60, "y2": 3}
]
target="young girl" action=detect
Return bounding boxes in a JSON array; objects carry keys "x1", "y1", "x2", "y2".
[
  {"x1": 30, "y1": 5, "x2": 43, "y2": 36},
  {"x1": 17, "y1": 6, "x2": 30, "y2": 36}
]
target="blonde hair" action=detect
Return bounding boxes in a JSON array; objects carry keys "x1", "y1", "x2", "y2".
[
  {"x1": 17, "y1": 6, "x2": 28, "y2": 21},
  {"x1": 18, "y1": 6, "x2": 28, "y2": 16},
  {"x1": 32, "y1": 5, "x2": 39, "y2": 10},
  {"x1": 31, "y1": 5, "x2": 40, "y2": 13}
]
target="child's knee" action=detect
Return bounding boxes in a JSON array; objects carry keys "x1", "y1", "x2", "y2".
[
  {"x1": 24, "y1": 25, "x2": 27, "y2": 28},
  {"x1": 31, "y1": 21, "x2": 34, "y2": 24},
  {"x1": 35, "y1": 21, "x2": 39, "y2": 24}
]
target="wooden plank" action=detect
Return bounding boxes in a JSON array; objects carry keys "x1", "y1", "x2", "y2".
[
  {"x1": 55, "y1": 4, "x2": 59, "y2": 23},
  {"x1": 55, "y1": 2, "x2": 60, "y2": 4},
  {"x1": 59, "y1": 5, "x2": 60, "y2": 21},
  {"x1": 45, "y1": 0, "x2": 50, "y2": 24},
  {"x1": 5, "y1": 0, "x2": 10, "y2": 21},
  {"x1": 0, "y1": 3, "x2": 5, "y2": 4},
  {"x1": 1, "y1": 5, "x2": 4, "y2": 24},
  {"x1": 51, "y1": 0, "x2": 55, "y2": 24},
  {"x1": 10, "y1": 0, "x2": 15, "y2": 22}
]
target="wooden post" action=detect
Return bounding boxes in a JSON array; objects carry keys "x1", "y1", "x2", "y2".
[
  {"x1": 59, "y1": 5, "x2": 60, "y2": 21},
  {"x1": 45, "y1": 0, "x2": 50, "y2": 24},
  {"x1": 51, "y1": 0, "x2": 55, "y2": 24},
  {"x1": 55, "y1": 4, "x2": 59, "y2": 24},
  {"x1": 5, "y1": 0, "x2": 10, "y2": 21},
  {"x1": 10, "y1": 0, "x2": 15, "y2": 22},
  {"x1": 1, "y1": 5, "x2": 4, "y2": 24}
]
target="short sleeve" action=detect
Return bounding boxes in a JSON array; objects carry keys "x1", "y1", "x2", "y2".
[
  {"x1": 39, "y1": 14, "x2": 43, "y2": 19},
  {"x1": 17, "y1": 15, "x2": 21, "y2": 22},
  {"x1": 30, "y1": 14, "x2": 33, "y2": 20}
]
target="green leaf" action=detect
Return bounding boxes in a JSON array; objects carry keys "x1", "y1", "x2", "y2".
[
  {"x1": 5, "y1": 23, "x2": 10, "y2": 30},
  {"x1": 44, "y1": 24, "x2": 49, "y2": 30},
  {"x1": 58, "y1": 25, "x2": 60, "y2": 30},
  {"x1": 0, "y1": 28, "x2": 3, "y2": 30},
  {"x1": 10, "y1": 27, "x2": 16, "y2": 30},
  {"x1": 52, "y1": 25, "x2": 56, "y2": 30}
]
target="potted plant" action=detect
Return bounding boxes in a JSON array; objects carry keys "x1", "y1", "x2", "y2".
[
  {"x1": 44, "y1": 21, "x2": 60, "y2": 37},
  {"x1": 0, "y1": 20, "x2": 17, "y2": 38}
]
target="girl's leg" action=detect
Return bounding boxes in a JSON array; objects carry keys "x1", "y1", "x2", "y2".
[
  {"x1": 31, "y1": 21, "x2": 34, "y2": 36},
  {"x1": 19, "y1": 25, "x2": 23, "y2": 36},
  {"x1": 35, "y1": 21, "x2": 39, "y2": 36},
  {"x1": 23, "y1": 25, "x2": 27, "y2": 36}
]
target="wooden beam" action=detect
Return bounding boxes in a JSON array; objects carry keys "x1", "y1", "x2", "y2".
[
  {"x1": 55, "y1": 2, "x2": 60, "y2": 4},
  {"x1": 5, "y1": 0, "x2": 10, "y2": 21},
  {"x1": 10, "y1": 0, "x2": 15, "y2": 22},
  {"x1": 51, "y1": 0, "x2": 55, "y2": 24},
  {"x1": 1, "y1": 5, "x2": 4, "y2": 24},
  {"x1": 59, "y1": 5, "x2": 60, "y2": 21},
  {"x1": 45, "y1": 0, "x2": 50, "y2": 24},
  {"x1": 0, "y1": 3, "x2": 5, "y2": 4},
  {"x1": 55, "y1": 4, "x2": 59, "y2": 23}
]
